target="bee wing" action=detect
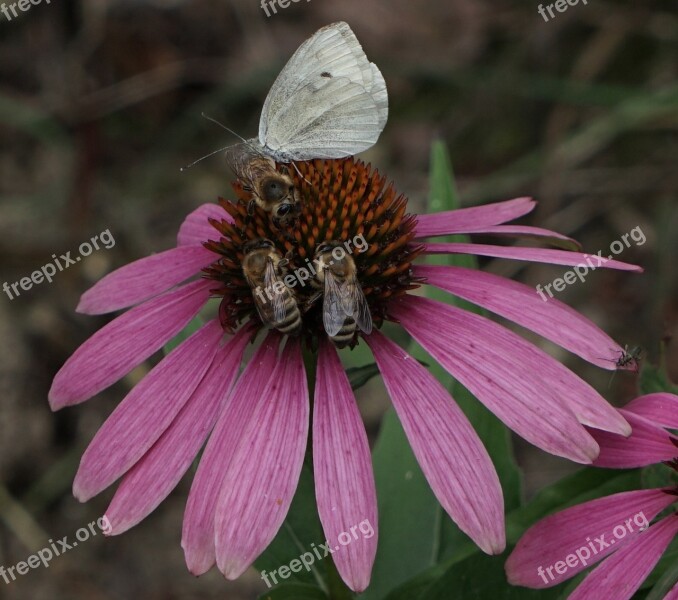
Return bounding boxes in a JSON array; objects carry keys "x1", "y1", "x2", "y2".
[
  {"x1": 225, "y1": 146, "x2": 273, "y2": 183},
  {"x1": 342, "y1": 276, "x2": 373, "y2": 334},
  {"x1": 244, "y1": 274, "x2": 270, "y2": 325},
  {"x1": 264, "y1": 258, "x2": 288, "y2": 323},
  {"x1": 323, "y1": 270, "x2": 349, "y2": 337}
]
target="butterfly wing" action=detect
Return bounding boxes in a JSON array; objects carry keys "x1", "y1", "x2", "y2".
[{"x1": 259, "y1": 21, "x2": 388, "y2": 160}]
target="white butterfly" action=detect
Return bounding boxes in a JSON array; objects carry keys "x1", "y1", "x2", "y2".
[{"x1": 250, "y1": 21, "x2": 388, "y2": 162}]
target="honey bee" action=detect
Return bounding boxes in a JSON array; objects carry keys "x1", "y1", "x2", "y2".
[
  {"x1": 242, "y1": 238, "x2": 301, "y2": 335},
  {"x1": 227, "y1": 148, "x2": 301, "y2": 229},
  {"x1": 311, "y1": 241, "x2": 372, "y2": 347}
]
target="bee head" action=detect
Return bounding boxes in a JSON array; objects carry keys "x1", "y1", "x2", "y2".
[
  {"x1": 243, "y1": 238, "x2": 275, "y2": 254},
  {"x1": 315, "y1": 240, "x2": 342, "y2": 257},
  {"x1": 262, "y1": 177, "x2": 294, "y2": 202}
]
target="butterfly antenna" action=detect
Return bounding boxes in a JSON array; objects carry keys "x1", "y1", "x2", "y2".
[
  {"x1": 181, "y1": 113, "x2": 261, "y2": 172},
  {"x1": 201, "y1": 113, "x2": 248, "y2": 144},
  {"x1": 180, "y1": 143, "x2": 239, "y2": 171},
  {"x1": 201, "y1": 113, "x2": 262, "y2": 156}
]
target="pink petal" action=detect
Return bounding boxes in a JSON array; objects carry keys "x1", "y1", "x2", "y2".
[
  {"x1": 506, "y1": 488, "x2": 676, "y2": 588},
  {"x1": 49, "y1": 279, "x2": 213, "y2": 409},
  {"x1": 215, "y1": 338, "x2": 309, "y2": 579},
  {"x1": 590, "y1": 409, "x2": 678, "y2": 468},
  {"x1": 177, "y1": 203, "x2": 230, "y2": 247},
  {"x1": 624, "y1": 393, "x2": 678, "y2": 430},
  {"x1": 182, "y1": 332, "x2": 281, "y2": 575},
  {"x1": 415, "y1": 264, "x2": 626, "y2": 370},
  {"x1": 103, "y1": 325, "x2": 253, "y2": 534},
  {"x1": 77, "y1": 246, "x2": 216, "y2": 315},
  {"x1": 73, "y1": 319, "x2": 225, "y2": 502},
  {"x1": 313, "y1": 340, "x2": 378, "y2": 592},
  {"x1": 415, "y1": 197, "x2": 535, "y2": 238},
  {"x1": 391, "y1": 295, "x2": 619, "y2": 463},
  {"x1": 421, "y1": 242, "x2": 643, "y2": 272},
  {"x1": 569, "y1": 515, "x2": 678, "y2": 600},
  {"x1": 441, "y1": 225, "x2": 580, "y2": 248},
  {"x1": 366, "y1": 330, "x2": 505, "y2": 554}
]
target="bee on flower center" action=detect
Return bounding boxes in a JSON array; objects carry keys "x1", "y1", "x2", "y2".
[
  {"x1": 309, "y1": 240, "x2": 372, "y2": 348},
  {"x1": 227, "y1": 149, "x2": 301, "y2": 230},
  {"x1": 241, "y1": 238, "x2": 302, "y2": 336}
]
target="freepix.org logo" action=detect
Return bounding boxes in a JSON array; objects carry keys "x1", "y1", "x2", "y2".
[{"x1": 1, "y1": 0, "x2": 52, "y2": 24}]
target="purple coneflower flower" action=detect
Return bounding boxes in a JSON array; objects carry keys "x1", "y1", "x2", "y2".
[
  {"x1": 50, "y1": 158, "x2": 639, "y2": 591},
  {"x1": 506, "y1": 393, "x2": 678, "y2": 600}
]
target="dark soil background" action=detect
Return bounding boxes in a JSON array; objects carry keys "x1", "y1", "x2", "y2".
[{"x1": 0, "y1": 1, "x2": 676, "y2": 598}]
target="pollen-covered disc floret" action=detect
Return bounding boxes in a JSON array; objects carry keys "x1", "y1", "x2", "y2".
[{"x1": 202, "y1": 158, "x2": 423, "y2": 346}]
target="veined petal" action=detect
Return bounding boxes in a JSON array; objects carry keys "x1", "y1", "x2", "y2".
[
  {"x1": 437, "y1": 225, "x2": 580, "y2": 248},
  {"x1": 421, "y1": 242, "x2": 642, "y2": 272},
  {"x1": 569, "y1": 515, "x2": 678, "y2": 600},
  {"x1": 391, "y1": 295, "x2": 605, "y2": 463},
  {"x1": 590, "y1": 409, "x2": 678, "y2": 468},
  {"x1": 73, "y1": 319, "x2": 224, "y2": 502},
  {"x1": 103, "y1": 325, "x2": 253, "y2": 535},
  {"x1": 77, "y1": 246, "x2": 216, "y2": 315},
  {"x1": 506, "y1": 488, "x2": 676, "y2": 588},
  {"x1": 414, "y1": 197, "x2": 535, "y2": 238},
  {"x1": 624, "y1": 393, "x2": 678, "y2": 430},
  {"x1": 314, "y1": 340, "x2": 378, "y2": 592},
  {"x1": 394, "y1": 294, "x2": 629, "y2": 438},
  {"x1": 181, "y1": 332, "x2": 281, "y2": 575},
  {"x1": 415, "y1": 264, "x2": 626, "y2": 369},
  {"x1": 366, "y1": 330, "x2": 505, "y2": 554},
  {"x1": 215, "y1": 338, "x2": 309, "y2": 579},
  {"x1": 177, "y1": 203, "x2": 230, "y2": 247},
  {"x1": 49, "y1": 278, "x2": 213, "y2": 409}
]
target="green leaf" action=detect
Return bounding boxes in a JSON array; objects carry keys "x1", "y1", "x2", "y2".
[
  {"x1": 254, "y1": 465, "x2": 328, "y2": 592},
  {"x1": 257, "y1": 582, "x2": 329, "y2": 600},
  {"x1": 162, "y1": 315, "x2": 204, "y2": 355},
  {"x1": 640, "y1": 362, "x2": 678, "y2": 396},
  {"x1": 362, "y1": 409, "x2": 442, "y2": 600},
  {"x1": 506, "y1": 468, "x2": 642, "y2": 545},
  {"x1": 641, "y1": 463, "x2": 678, "y2": 490},
  {"x1": 347, "y1": 361, "x2": 429, "y2": 392},
  {"x1": 645, "y1": 552, "x2": 678, "y2": 600},
  {"x1": 418, "y1": 551, "x2": 565, "y2": 600},
  {"x1": 641, "y1": 538, "x2": 678, "y2": 594},
  {"x1": 346, "y1": 363, "x2": 385, "y2": 391}
]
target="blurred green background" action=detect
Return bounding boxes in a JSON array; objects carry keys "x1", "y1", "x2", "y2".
[{"x1": 0, "y1": 1, "x2": 676, "y2": 598}]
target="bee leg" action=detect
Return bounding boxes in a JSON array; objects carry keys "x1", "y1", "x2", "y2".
[
  {"x1": 303, "y1": 291, "x2": 322, "y2": 313},
  {"x1": 247, "y1": 199, "x2": 256, "y2": 216}
]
